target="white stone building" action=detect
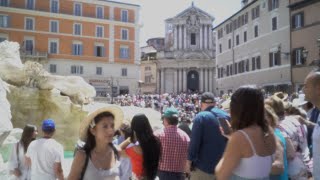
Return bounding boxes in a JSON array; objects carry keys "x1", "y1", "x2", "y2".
[
  {"x1": 156, "y1": 3, "x2": 216, "y2": 94},
  {"x1": 214, "y1": 0, "x2": 291, "y2": 95}
]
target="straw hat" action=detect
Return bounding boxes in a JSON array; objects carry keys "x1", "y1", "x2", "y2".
[
  {"x1": 273, "y1": 92, "x2": 288, "y2": 101},
  {"x1": 79, "y1": 105, "x2": 123, "y2": 141}
]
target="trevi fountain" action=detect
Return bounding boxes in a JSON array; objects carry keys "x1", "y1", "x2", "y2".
[{"x1": 0, "y1": 41, "x2": 162, "y2": 178}]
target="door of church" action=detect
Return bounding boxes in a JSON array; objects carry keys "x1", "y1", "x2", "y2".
[{"x1": 187, "y1": 70, "x2": 199, "y2": 92}]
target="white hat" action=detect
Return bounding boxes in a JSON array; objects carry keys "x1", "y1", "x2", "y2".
[{"x1": 292, "y1": 94, "x2": 307, "y2": 107}]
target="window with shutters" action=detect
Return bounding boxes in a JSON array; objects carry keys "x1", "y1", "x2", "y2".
[
  {"x1": 292, "y1": 48, "x2": 305, "y2": 66},
  {"x1": 272, "y1": 17, "x2": 277, "y2": 31},
  {"x1": 219, "y1": 44, "x2": 222, "y2": 53},
  {"x1": 230, "y1": 65, "x2": 233, "y2": 76},
  {"x1": 256, "y1": 56, "x2": 261, "y2": 69},
  {"x1": 25, "y1": 17, "x2": 34, "y2": 30},
  {"x1": 96, "y1": 67, "x2": 102, "y2": 75},
  {"x1": 71, "y1": 65, "x2": 83, "y2": 74},
  {"x1": 121, "y1": 29, "x2": 128, "y2": 40},
  {"x1": 50, "y1": 20, "x2": 59, "y2": 33},
  {"x1": 74, "y1": 3, "x2": 82, "y2": 16},
  {"x1": 268, "y1": 0, "x2": 279, "y2": 11},
  {"x1": 269, "y1": 52, "x2": 281, "y2": 67},
  {"x1": 0, "y1": 15, "x2": 9, "y2": 28},
  {"x1": 246, "y1": 59, "x2": 249, "y2": 72},
  {"x1": 50, "y1": 0, "x2": 59, "y2": 13},
  {"x1": 26, "y1": 0, "x2": 35, "y2": 10},
  {"x1": 0, "y1": 0, "x2": 9, "y2": 6},
  {"x1": 121, "y1": 68, "x2": 127, "y2": 76},
  {"x1": 236, "y1": 35, "x2": 240, "y2": 46},
  {"x1": 50, "y1": 64, "x2": 57, "y2": 73},
  {"x1": 121, "y1": 10, "x2": 128, "y2": 22},
  {"x1": 254, "y1": 25, "x2": 259, "y2": 38},
  {"x1": 72, "y1": 43, "x2": 82, "y2": 55},
  {"x1": 252, "y1": 57, "x2": 256, "y2": 71},
  {"x1": 228, "y1": 39, "x2": 231, "y2": 49},
  {"x1": 292, "y1": 12, "x2": 304, "y2": 29},
  {"x1": 96, "y1": 26, "x2": 104, "y2": 37},
  {"x1": 49, "y1": 39, "x2": 59, "y2": 54},
  {"x1": 251, "y1": 6, "x2": 260, "y2": 20},
  {"x1": 96, "y1": 6, "x2": 104, "y2": 19},
  {"x1": 245, "y1": 12, "x2": 248, "y2": 24},
  {"x1": 244, "y1": 31, "x2": 247, "y2": 42},
  {"x1": 120, "y1": 46, "x2": 129, "y2": 59},
  {"x1": 226, "y1": 65, "x2": 229, "y2": 76},
  {"x1": 74, "y1": 23, "x2": 82, "y2": 35},
  {"x1": 234, "y1": 63, "x2": 238, "y2": 74}
]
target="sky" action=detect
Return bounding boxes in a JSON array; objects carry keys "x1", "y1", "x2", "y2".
[{"x1": 117, "y1": 0, "x2": 242, "y2": 46}]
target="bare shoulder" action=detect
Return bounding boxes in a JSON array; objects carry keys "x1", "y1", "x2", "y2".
[{"x1": 74, "y1": 150, "x2": 87, "y2": 162}]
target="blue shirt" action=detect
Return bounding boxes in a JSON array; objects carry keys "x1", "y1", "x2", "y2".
[
  {"x1": 188, "y1": 106, "x2": 227, "y2": 174},
  {"x1": 270, "y1": 128, "x2": 288, "y2": 180}
]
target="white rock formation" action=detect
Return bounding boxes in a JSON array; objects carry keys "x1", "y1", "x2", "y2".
[
  {"x1": 0, "y1": 78, "x2": 12, "y2": 135},
  {"x1": 0, "y1": 41, "x2": 96, "y2": 105}
]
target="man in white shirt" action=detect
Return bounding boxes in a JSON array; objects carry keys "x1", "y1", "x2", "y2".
[
  {"x1": 25, "y1": 119, "x2": 64, "y2": 180},
  {"x1": 303, "y1": 71, "x2": 320, "y2": 179}
]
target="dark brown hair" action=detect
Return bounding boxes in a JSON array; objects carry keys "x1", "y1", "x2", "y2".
[
  {"x1": 230, "y1": 86, "x2": 269, "y2": 133},
  {"x1": 20, "y1": 124, "x2": 37, "y2": 153}
]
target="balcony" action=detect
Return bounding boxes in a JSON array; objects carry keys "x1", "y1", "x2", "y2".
[{"x1": 20, "y1": 50, "x2": 48, "y2": 63}]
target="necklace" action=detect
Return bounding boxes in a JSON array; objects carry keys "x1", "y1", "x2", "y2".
[{"x1": 92, "y1": 148, "x2": 112, "y2": 171}]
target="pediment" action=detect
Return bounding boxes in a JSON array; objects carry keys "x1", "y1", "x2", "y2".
[{"x1": 173, "y1": 5, "x2": 214, "y2": 21}]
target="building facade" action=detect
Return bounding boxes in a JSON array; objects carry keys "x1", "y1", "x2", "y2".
[
  {"x1": 289, "y1": 0, "x2": 320, "y2": 92},
  {"x1": 156, "y1": 3, "x2": 216, "y2": 94},
  {"x1": 0, "y1": 0, "x2": 140, "y2": 96},
  {"x1": 140, "y1": 45, "x2": 157, "y2": 94},
  {"x1": 214, "y1": 0, "x2": 291, "y2": 95}
]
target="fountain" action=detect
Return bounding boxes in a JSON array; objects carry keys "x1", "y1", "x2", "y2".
[{"x1": 0, "y1": 41, "x2": 162, "y2": 177}]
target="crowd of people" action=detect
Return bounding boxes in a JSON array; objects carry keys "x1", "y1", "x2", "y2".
[{"x1": 7, "y1": 70, "x2": 320, "y2": 180}]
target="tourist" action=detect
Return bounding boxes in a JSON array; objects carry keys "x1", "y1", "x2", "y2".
[
  {"x1": 265, "y1": 105, "x2": 288, "y2": 180},
  {"x1": 155, "y1": 107, "x2": 190, "y2": 180},
  {"x1": 215, "y1": 86, "x2": 276, "y2": 179},
  {"x1": 119, "y1": 113, "x2": 161, "y2": 180},
  {"x1": 188, "y1": 92, "x2": 227, "y2": 180},
  {"x1": 303, "y1": 71, "x2": 320, "y2": 179},
  {"x1": 68, "y1": 106, "x2": 123, "y2": 180},
  {"x1": 25, "y1": 119, "x2": 64, "y2": 180},
  {"x1": 8, "y1": 124, "x2": 37, "y2": 180}
]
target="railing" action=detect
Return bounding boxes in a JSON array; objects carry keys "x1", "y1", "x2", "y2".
[{"x1": 20, "y1": 51, "x2": 48, "y2": 59}]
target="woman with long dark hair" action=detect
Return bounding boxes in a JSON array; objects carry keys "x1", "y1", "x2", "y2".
[
  {"x1": 215, "y1": 86, "x2": 276, "y2": 179},
  {"x1": 9, "y1": 124, "x2": 38, "y2": 180},
  {"x1": 68, "y1": 106, "x2": 123, "y2": 180},
  {"x1": 120, "y1": 113, "x2": 161, "y2": 180}
]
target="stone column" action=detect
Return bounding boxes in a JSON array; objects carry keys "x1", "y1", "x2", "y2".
[
  {"x1": 209, "y1": 68, "x2": 213, "y2": 92},
  {"x1": 209, "y1": 25, "x2": 213, "y2": 50},
  {"x1": 183, "y1": 68, "x2": 187, "y2": 92},
  {"x1": 174, "y1": 26, "x2": 178, "y2": 50},
  {"x1": 184, "y1": 26, "x2": 187, "y2": 49},
  {"x1": 204, "y1": 24, "x2": 207, "y2": 50},
  {"x1": 199, "y1": 68, "x2": 203, "y2": 92},
  {"x1": 157, "y1": 69, "x2": 161, "y2": 94},
  {"x1": 179, "y1": 25, "x2": 183, "y2": 50},
  {"x1": 161, "y1": 68, "x2": 165, "y2": 93},
  {"x1": 174, "y1": 68, "x2": 177, "y2": 93},
  {"x1": 200, "y1": 25, "x2": 203, "y2": 49}
]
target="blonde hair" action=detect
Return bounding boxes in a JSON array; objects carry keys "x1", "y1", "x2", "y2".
[
  {"x1": 264, "y1": 104, "x2": 279, "y2": 128},
  {"x1": 264, "y1": 96, "x2": 285, "y2": 119}
]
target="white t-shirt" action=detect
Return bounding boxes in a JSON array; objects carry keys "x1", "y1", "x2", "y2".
[
  {"x1": 312, "y1": 115, "x2": 320, "y2": 179},
  {"x1": 26, "y1": 138, "x2": 63, "y2": 180}
]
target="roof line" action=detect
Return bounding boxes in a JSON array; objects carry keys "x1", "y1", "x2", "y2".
[
  {"x1": 98, "y1": 0, "x2": 140, "y2": 7},
  {"x1": 212, "y1": 0, "x2": 257, "y2": 30}
]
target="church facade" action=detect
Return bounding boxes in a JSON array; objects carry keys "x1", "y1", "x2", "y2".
[{"x1": 156, "y1": 3, "x2": 216, "y2": 94}]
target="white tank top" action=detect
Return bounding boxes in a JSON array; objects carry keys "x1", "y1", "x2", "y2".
[
  {"x1": 232, "y1": 130, "x2": 273, "y2": 179},
  {"x1": 83, "y1": 158, "x2": 121, "y2": 180}
]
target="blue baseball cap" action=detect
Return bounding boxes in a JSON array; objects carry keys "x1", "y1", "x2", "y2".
[{"x1": 42, "y1": 119, "x2": 55, "y2": 131}]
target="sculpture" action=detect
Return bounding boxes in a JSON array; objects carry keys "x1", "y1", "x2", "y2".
[{"x1": 0, "y1": 41, "x2": 96, "y2": 105}]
